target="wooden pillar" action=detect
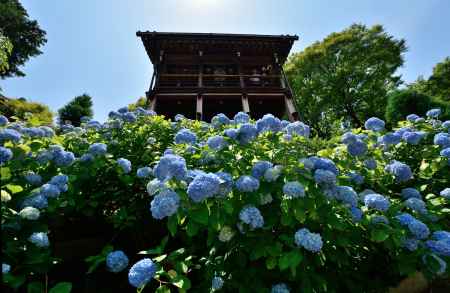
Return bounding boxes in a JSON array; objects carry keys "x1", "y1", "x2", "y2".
[
  {"x1": 284, "y1": 95, "x2": 298, "y2": 121},
  {"x1": 196, "y1": 94, "x2": 203, "y2": 120},
  {"x1": 198, "y1": 50, "x2": 203, "y2": 88},
  {"x1": 242, "y1": 94, "x2": 250, "y2": 114},
  {"x1": 149, "y1": 96, "x2": 157, "y2": 111}
]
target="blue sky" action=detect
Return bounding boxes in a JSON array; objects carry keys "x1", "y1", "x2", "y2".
[{"x1": 2, "y1": 0, "x2": 450, "y2": 122}]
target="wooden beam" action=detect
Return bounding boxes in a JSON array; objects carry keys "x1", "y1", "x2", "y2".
[
  {"x1": 284, "y1": 96, "x2": 298, "y2": 121},
  {"x1": 196, "y1": 94, "x2": 203, "y2": 120}
]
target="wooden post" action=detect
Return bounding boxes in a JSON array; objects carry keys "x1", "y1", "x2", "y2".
[
  {"x1": 284, "y1": 95, "x2": 298, "y2": 121},
  {"x1": 242, "y1": 94, "x2": 250, "y2": 114},
  {"x1": 149, "y1": 96, "x2": 157, "y2": 111},
  {"x1": 196, "y1": 94, "x2": 203, "y2": 120},
  {"x1": 198, "y1": 51, "x2": 203, "y2": 88}
]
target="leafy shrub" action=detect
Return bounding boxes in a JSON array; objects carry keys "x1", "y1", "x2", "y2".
[
  {"x1": 1, "y1": 107, "x2": 449, "y2": 292},
  {"x1": 385, "y1": 89, "x2": 450, "y2": 127},
  {"x1": 0, "y1": 95, "x2": 53, "y2": 125}
]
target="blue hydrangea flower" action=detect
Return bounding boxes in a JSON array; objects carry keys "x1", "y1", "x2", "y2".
[
  {"x1": 341, "y1": 132, "x2": 358, "y2": 145},
  {"x1": 286, "y1": 121, "x2": 310, "y2": 138},
  {"x1": 310, "y1": 157, "x2": 339, "y2": 175},
  {"x1": 234, "y1": 112, "x2": 250, "y2": 124},
  {"x1": 2, "y1": 263, "x2": 10, "y2": 274},
  {"x1": 207, "y1": 135, "x2": 227, "y2": 150},
  {"x1": 385, "y1": 160, "x2": 413, "y2": 182},
  {"x1": 395, "y1": 127, "x2": 413, "y2": 136},
  {"x1": 0, "y1": 128, "x2": 21, "y2": 143},
  {"x1": 29, "y1": 232, "x2": 49, "y2": 248},
  {"x1": 235, "y1": 175, "x2": 260, "y2": 192},
  {"x1": 401, "y1": 188, "x2": 422, "y2": 200},
  {"x1": 365, "y1": 117, "x2": 385, "y2": 132},
  {"x1": 440, "y1": 147, "x2": 450, "y2": 159},
  {"x1": 371, "y1": 215, "x2": 389, "y2": 225},
  {"x1": 122, "y1": 112, "x2": 137, "y2": 122},
  {"x1": 350, "y1": 207, "x2": 363, "y2": 222},
  {"x1": 187, "y1": 173, "x2": 221, "y2": 202},
  {"x1": 425, "y1": 231, "x2": 450, "y2": 256},
  {"x1": 88, "y1": 143, "x2": 107, "y2": 156},
  {"x1": 407, "y1": 219, "x2": 430, "y2": 239},
  {"x1": 406, "y1": 114, "x2": 420, "y2": 122},
  {"x1": 380, "y1": 133, "x2": 401, "y2": 145},
  {"x1": 24, "y1": 172, "x2": 42, "y2": 186},
  {"x1": 433, "y1": 133, "x2": 450, "y2": 148},
  {"x1": 49, "y1": 174, "x2": 69, "y2": 190},
  {"x1": 251, "y1": 161, "x2": 273, "y2": 179},
  {"x1": 283, "y1": 181, "x2": 305, "y2": 198},
  {"x1": 211, "y1": 276, "x2": 224, "y2": 290},
  {"x1": 256, "y1": 114, "x2": 282, "y2": 133},
  {"x1": 294, "y1": 228, "x2": 323, "y2": 252},
  {"x1": 440, "y1": 188, "x2": 450, "y2": 199},
  {"x1": 364, "y1": 159, "x2": 377, "y2": 170},
  {"x1": 402, "y1": 131, "x2": 424, "y2": 145},
  {"x1": 348, "y1": 172, "x2": 364, "y2": 185},
  {"x1": 117, "y1": 158, "x2": 132, "y2": 174},
  {"x1": 106, "y1": 250, "x2": 129, "y2": 273},
  {"x1": 54, "y1": 151, "x2": 75, "y2": 167},
  {"x1": 224, "y1": 128, "x2": 238, "y2": 139},
  {"x1": 108, "y1": 111, "x2": 122, "y2": 119},
  {"x1": 174, "y1": 129, "x2": 197, "y2": 144},
  {"x1": 211, "y1": 113, "x2": 231, "y2": 127},
  {"x1": 264, "y1": 166, "x2": 283, "y2": 182},
  {"x1": 364, "y1": 193, "x2": 390, "y2": 212},
  {"x1": 402, "y1": 238, "x2": 419, "y2": 251},
  {"x1": 314, "y1": 169, "x2": 337, "y2": 186},
  {"x1": 137, "y1": 167, "x2": 152, "y2": 178},
  {"x1": 128, "y1": 258, "x2": 157, "y2": 288},
  {"x1": 239, "y1": 205, "x2": 264, "y2": 229},
  {"x1": 215, "y1": 171, "x2": 233, "y2": 197},
  {"x1": 150, "y1": 190, "x2": 180, "y2": 219},
  {"x1": 271, "y1": 283, "x2": 290, "y2": 293},
  {"x1": 146, "y1": 178, "x2": 169, "y2": 196},
  {"x1": 237, "y1": 123, "x2": 258, "y2": 144},
  {"x1": 80, "y1": 153, "x2": 94, "y2": 163},
  {"x1": 0, "y1": 147, "x2": 13, "y2": 165},
  {"x1": 0, "y1": 115, "x2": 8, "y2": 126},
  {"x1": 396, "y1": 213, "x2": 415, "y2": 226},
  {"x1": 40, "y1": 184, "x2": 61, "y2": 198},
  {"x1": 426, "y1": 108, "x2": 441, "y2": 118},
  {"x1": 347, "y1": 140, "x2": 367, "y2": 156},
  {"x1": 336, "y1": 186, "x2": 358, "y2": 207},
  {"x1": 21, "y1": 193, "x2": 48, "y2": 209},
  {"x1": 405, "y1": 198, "x2": 427, "y2": 214},
  {"x1": 154, "y1": 154, "x2": 187, "y2": 181}
]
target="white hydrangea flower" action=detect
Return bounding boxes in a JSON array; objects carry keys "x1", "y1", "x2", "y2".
[
  {"x1": 19, "y1": 207, "x2": 40, "y2": 220},
  {"x1": 1, "y1": 190, "x2": 11, "y2": 203},
  {"x1": 218, "y1": 226, "x2": 235, "y2": 242}
]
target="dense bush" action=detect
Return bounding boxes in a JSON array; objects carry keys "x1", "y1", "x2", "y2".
[
  {"x1": 1, "y1": 106, "x2": 449, "y2": 292},
  {"x1": 57, "y1": 94, "x2": 93, "y2": 127},
  {"x1": 386, "y1": 90, "x2": 450, "y2": 127},
  {"x1": 0, "y1": 95, "x2": 53, "y2": 125}
]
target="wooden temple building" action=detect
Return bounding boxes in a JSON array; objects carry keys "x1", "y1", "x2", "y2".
[{"x1": 136, "y1": 31, "x2": 299, "y2": 121}]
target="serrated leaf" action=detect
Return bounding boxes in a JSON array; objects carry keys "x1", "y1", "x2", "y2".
[
  {"x1": 49, "y1": 282, "x2": 72, "y2": 293},
  {"x1": 6, "y1": 184, "x2": 23, "y2": 194}
]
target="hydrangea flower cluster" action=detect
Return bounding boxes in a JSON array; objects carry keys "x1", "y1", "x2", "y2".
[
  {"x1": 154, "y1": 154, "x2": 187, "y2": 181},
  {"x1": 137, "y1": 167, "x2": 152, "y2": 178},
  {"x1": 211, "y1": 276, "x2": 224, "y2": 290},
  {"x1": 106, "y1": 250, "x2": 129, "y2": 273},
  {"x1": 150, "y1": 190, "x2": 180, "y2": 219},
  {"x1": 0, "y1": 146, "x2": 13, "y2": 164},
  {"x1": 19, "y1": 207, "x2": 40, "y2": 220},
  {"x1": 88, "y1": 143, "x2": 107, "y2": 156},
  {"x1": 117, "y1": 158, "x2": 132, "y2": 173},
  {"x1": 385, "y1": 160, "x2": 412, "y2": 182},
  {"x1": 363, "y1": 193, "x2": 390, "y2": 212},
  {"x1": 207, "y1": 135, "x2": 227, "y2": 150},
  {"x1": 283, "y1": 181, "x2": 305, "y2": 198},
  {"x1": 285, "y1": 121, "x2": 310, "y2": 138},
  {"x1": 239, "y1": 205, "x2": 264, "y2": 229},
  {"x1": 271, "y1": 283, "x2": 290, "y2": 293},
  {"x1": 28, "y1": 232, "x2": 49, "y2": 248},
  {"x1": 187, "y1": 173, "x2": 221, "y2": 202},
  {"x1": 235, "y1": 175, "x2": 260, "y2": 192},
  {"x1": 294, "y1": 228, "x2": 323, "y2": 253},
  {"x1": 364, "y1": 117, "x2": 385, "y2": 132},
  {"x1": 128, "y1": 258, "x2": 157, "y2": 288},
  {"x1": 251, "y1": 161, "x2": 273, "y2": 178},
  {"x1": 174, "y1": 128, "x2": 197, "y2": 144}
]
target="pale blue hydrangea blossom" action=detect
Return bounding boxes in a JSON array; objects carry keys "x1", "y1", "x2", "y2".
[
  {"x1": 150, "y1": 190, "x2": 180, "y2": 219},
  {"x1": 239, "y1": 205, "x2": 264, "y2": 229},
  {"x1": 128, "y1": 258, "x2": 157, "y2": 288},
  {"x1": 235, "y1": 175, "x2": 260, "y2": 192},
  {"x1": 106, "y1": 250, "x2": 129, "y2": 273},
  {"x1": 187, "y1": 173, "x2": 221, "y2": 202},
  {"x1": 294, "y1": 228, "x2": 323, "y2": 252}
]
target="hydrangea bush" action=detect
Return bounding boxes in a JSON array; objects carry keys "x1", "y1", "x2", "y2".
[{"x1": 1, "y1": 108, "x2": 449, "y2": 292}]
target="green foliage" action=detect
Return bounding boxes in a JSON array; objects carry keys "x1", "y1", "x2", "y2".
[
  {"x1": 0, "y1": 31, "x2": 13, "y2": 76},
  {"x1": 1, "y1": 111, "x2": 449, "y2": 292},
  {"x1": 410, "y1": 57, "x2": 450, "y2": 102},
  {"x1": 0, "y1": 0, "x2": 47, "y2": 78},
  {"x1": 128, "y1": 97, "x2": 148, "y2": 111},
  {"x1": 0, "y1": 95, "x2": 53, "y2": 125},
  {"x1": 57, "y1": 94, "x2": 93, "y2": 126},
  {"x1": 285, "y1": 24, "x2": 406, "y2": 137},
  {"x1": 385, "y1": 89, "x2": 434, "y2": 126}
]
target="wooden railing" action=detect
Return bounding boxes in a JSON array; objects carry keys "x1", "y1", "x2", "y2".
[{"x1": 157, "y1": 74, "x2": 283, "y2": 89}]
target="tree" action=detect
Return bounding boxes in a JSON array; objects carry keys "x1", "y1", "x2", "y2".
[
  {"x1": 128, "y1": 97, "x2": 147, "y2": 111},
  {"x1": 285, "y1": 24, "x2": 406, "y2": 137},
  {"x1": 0, "y1": 0, "x2": 47, "y2": 78},
  {"x1": 58, "y1": 94, "x2": 93, "y2": 126},
  {"x1": 0, "y1": 31, "x2": 13, "y2": 76},
  {"x1": 410, "y1": 57, "x2": 450, "y2": 102},
  {"x1": 0, "y1": 95, "x2": 53, "y2": 125}
]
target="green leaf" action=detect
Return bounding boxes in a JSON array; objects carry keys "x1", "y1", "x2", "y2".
[
  {"x1": 370, "y1": 228, "x2": 390, "y2": 243},
  {"x1": 153, "y1": 254, "x2": 167, "y2": 262},
  {"x1": 0, "y1": 167, "x2": 11, "y2": 180},
  {"x1": 167, "y1": 216, "x2": 177, "y2": 237},
  {"x1": 190, "y1": 205, "x2": 209, "y2": 225},
  {"x1": 155, "y1": 285, "x2": 171, "y2": 293},
  {"x1": 223, "y1": 200, "x2": 234, "y2": 214},
  {"x1": 3, "y1": 274, "x2": 26, "y2": 289},
  {"x1": 278, "y1": 250, "x2": 303, "y2": 271},
  {"x1": 186, "y1": 221, "x2": 199, "y2": 237},
  {"x1": 6, "y1": 184, "x2": 23, "y2": 194},
  {"x1": 49, "y1": 282, "x2": 72, "y2": 293},
  {"x1": 266, "y1": 257, "x2": 277, "y2": 270},
  {"x1": 28, "y1": 281, "x2": 44, "y2": 293},
  {"x1": 171, "y1": 275, "x2": 191, "y2": 290}
]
